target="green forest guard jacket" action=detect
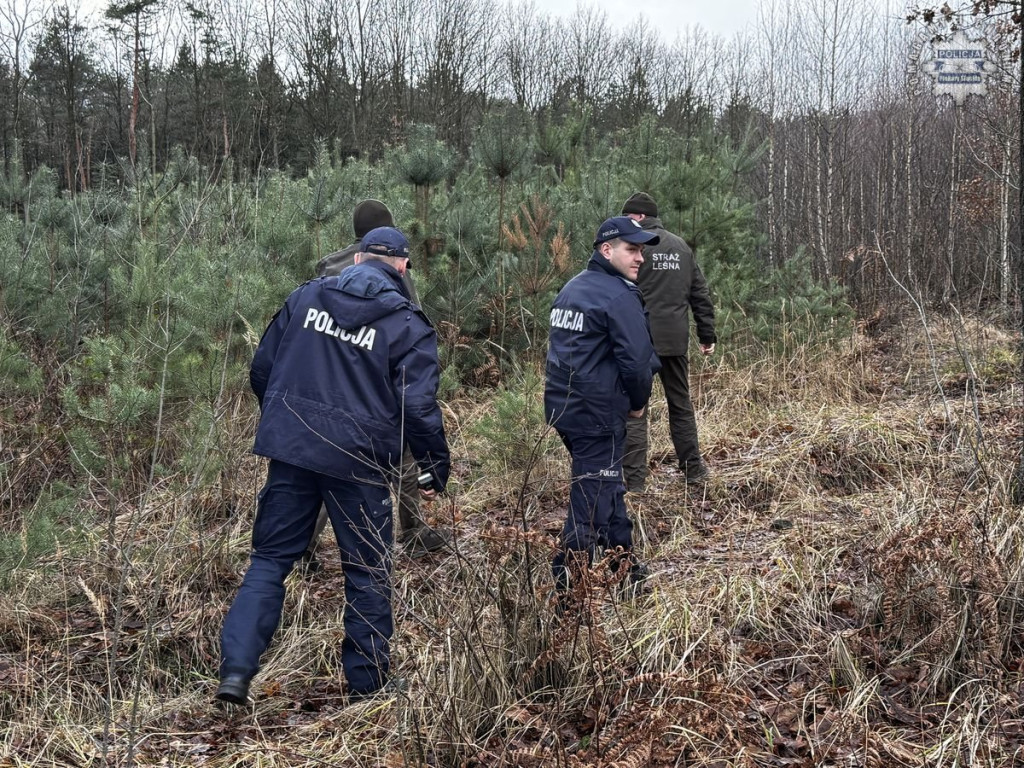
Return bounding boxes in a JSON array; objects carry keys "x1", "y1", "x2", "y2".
[{"x1": 633, "y1": 217, "x2": 716, "y2": 358}]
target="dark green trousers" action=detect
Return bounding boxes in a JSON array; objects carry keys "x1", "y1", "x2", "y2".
[{"x1": 623, "y1": 354, "x2": 702, "y2": 489}]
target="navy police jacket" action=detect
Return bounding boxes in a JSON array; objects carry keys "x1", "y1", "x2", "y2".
[
  {"x1": 544, "y1": 254, "x2": 661, "y2": 436},
  {"x1": 250, "y1": 260, "x2": 450, "y2": 490}
]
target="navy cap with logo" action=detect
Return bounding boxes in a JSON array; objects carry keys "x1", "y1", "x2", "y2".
[
  {"x1": 593, "y1": 216, "x2": 660, "y2": 248},
  {"x1": 360, "y1": 226, "x2": 411, "y2": 260}
]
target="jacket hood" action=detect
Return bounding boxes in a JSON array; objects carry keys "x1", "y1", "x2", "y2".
[
  {"x1": 323, "y1": 260, "x2": 412, "y2": 328},
  {"x1": 638, "y1": 216, "x2": 663, "y2": 231}
]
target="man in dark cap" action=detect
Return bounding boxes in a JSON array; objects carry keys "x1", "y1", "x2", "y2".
[
  {"x1": 544, "y1": 216, "x2": 661, "y2": 597},
  {"x1": 315, "y1": 200, "x2": 395, "y2": 277},
  {"x1": 620, "y1": 192, "x2": 716, "y2": 489},
  {"x1": 216, "y1": 226, "x2": 450, "y2": 706},
  {"x1": 303, "y1": 200, "x2": 446, "y2": 565}
]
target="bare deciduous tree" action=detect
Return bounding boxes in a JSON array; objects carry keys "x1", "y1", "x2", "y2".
[{"x1": 0, "y1": 0, "x2": 46, "y2": 162}]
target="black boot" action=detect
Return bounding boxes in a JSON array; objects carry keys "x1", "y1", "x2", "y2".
[
  {"x1": 298, "y1": 548, "x2": 322, "y2": 576},
  {"x1": 684, "y1": 461, "x2": 710, "y2": 484},
  {"x1": 617, "y1": 560, "x2": 651, "y2": 600},
  {"x1": 215, "y1": 674, "x2": 251, "y2": 705},
  {"x1": 399, "y1": 525, "x2": 447, "y2": 557}
]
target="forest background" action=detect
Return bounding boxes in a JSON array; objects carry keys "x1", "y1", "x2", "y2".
[{"x1": 0, "y1": 0, "x2": 1022, "y2": 765}]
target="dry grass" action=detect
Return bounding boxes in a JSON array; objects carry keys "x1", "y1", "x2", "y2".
[{"x1": 2, "y1": 313, "x2": 1023, "y2": 767}]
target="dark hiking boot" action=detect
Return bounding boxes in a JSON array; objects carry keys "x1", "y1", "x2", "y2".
[
  {"x1": 684, "y1": 461, "x2": 710, "y2": 485},
  {"x1": 215, "y1": 674, "x2": 251, "y2": 705},
  {"x1": 298, "y1": 549, "x2": 322, "y2": 576},
  {"x1": 618, "y1": 561, "x2": 651, "y2": 600},
  {"x1": 399, "y1": 526, "x2": 447, "y2": 557}
]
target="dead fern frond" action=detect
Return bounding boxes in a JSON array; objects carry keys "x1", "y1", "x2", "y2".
[{"x1": 872, "y1": 504, "x2": 1006, "y2": 692}]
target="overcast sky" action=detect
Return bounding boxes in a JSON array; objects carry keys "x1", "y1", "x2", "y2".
[{"x1": 540, "y1": 0, "x2": 760, "y2": 41}]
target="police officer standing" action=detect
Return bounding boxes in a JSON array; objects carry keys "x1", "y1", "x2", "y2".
[
  {"x1": 620, "y1": 192, "x2": 716, "y2": 489},
  {"x1": 216, "y1": 226, "x2": 450, "y2": 705},
  {"x1": 544, "y1": 216, "x2": 661, "y2": 595},
  {"x1": 301, "y1": 199, "x2": 446, "y2": 566}
]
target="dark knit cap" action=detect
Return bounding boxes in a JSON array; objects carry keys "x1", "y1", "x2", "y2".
[
  {"x1": 621, "y1": 192, "x2": 658, "y2": 218},
  {"x1": 352, "y1": 199, "x2": 394, "y2": 239}
]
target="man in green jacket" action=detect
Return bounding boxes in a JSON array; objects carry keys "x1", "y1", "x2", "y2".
[{"x1": 620, "y1": 192, "x2": 717, "y2": 489}]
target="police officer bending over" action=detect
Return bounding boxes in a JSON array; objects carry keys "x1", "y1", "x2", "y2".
[
  {"x1": 301, "y1": 199, "x2": 446, "y2": 565},
  {"x1": 544, "y1": 216, "x2": 661, "y2": 598},
  {"x1": 216, "y1": 226, "x2": 450, "y2": 705}
]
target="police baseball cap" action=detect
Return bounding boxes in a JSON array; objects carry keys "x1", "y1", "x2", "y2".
[
  {"x1": 360, "y1": 226, "x2": 411, "y2": 260},
  {"x1": 593, "y1": 216, "x2": 660, "y2": 248}
]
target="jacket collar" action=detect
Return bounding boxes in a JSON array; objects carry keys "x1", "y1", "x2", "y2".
[
  {"x1": 353, "y1": 258, "x2": 411, "y2": 300},
  {"x1": 587, "y1": 252, "x2": 636, "y2": 285}
]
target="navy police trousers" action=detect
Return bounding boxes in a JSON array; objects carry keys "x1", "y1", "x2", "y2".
[
  {"x1": 552, "y1": 429, "x2": 634, "y2": 589},
  {"x1": 219, "y1": 459, "x2": 394, "y2": 696}
]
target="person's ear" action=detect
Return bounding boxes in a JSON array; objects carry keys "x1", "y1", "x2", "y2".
[{"x1": 354, "y1": 252, "x2": 363, "y2": 264}]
